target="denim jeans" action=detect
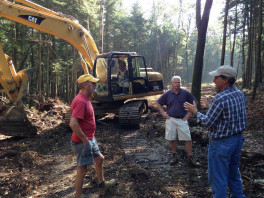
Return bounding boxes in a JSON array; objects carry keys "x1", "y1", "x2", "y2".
[
  {"x1": 208, "y1": 133, "x2": 245, "y2": 198},
  {"x1": 71, "y1": 137, "x2": 101, "y2": 166}
]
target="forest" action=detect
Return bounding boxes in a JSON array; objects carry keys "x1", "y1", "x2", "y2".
[
  {"x1": 0, "y1": 0, "x2": 262, "y2": 104},
  {"x1": 1, "y1": 0, "x2": 264, "y2": 197}
]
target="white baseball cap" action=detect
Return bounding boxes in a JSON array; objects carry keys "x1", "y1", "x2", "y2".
[{"x1": 209, "y1": 65, "x2": 237, "y2": 78}]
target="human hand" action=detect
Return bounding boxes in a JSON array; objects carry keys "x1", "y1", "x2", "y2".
[
  {"x1": 182, "y1": 117, "x2": 188, "y2": 121},
  {"x1": 200, "y1": 97, "x2": 210, "y2": 109},
  {"x1": 82, "y1": 137, "x2": 90, "y2": 146},
  {"x1": 184, "y1": 100, "x2": 197, "y2": 114},
  {"x1": 162, "y1": 111, "x2": 170, "y2": 119},
  {"x1": 183, "y1": 112, "x2": 191, "y2": 121}
]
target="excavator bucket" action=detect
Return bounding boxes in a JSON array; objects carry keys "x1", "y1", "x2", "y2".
[{"x1": 0, "y1": 106, "x2": 37, "y2": 137}]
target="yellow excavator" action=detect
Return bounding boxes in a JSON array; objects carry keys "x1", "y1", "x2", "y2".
[{"x1": 0, "y1": 0, "x2": 164, "y2": 137}]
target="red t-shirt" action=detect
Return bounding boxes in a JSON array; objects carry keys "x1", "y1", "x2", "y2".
[{"x1": 71, "y1": 92, "x2": 96, "y2": 142}]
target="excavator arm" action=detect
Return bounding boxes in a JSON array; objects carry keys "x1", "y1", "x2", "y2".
[
  {"x1": 0, "y1": 42, "x2": 34, "y2": 104},
  {"x1": 0, "y1": 0, "x2": 107, "y2": 136},
  {"x1": 0, "y1": 0, "x2": 108, "y2": 100},
  {"x1": 0, "y1": 41, "x2": 37, "y2": 136},
  {"x1": 0, "y1": 0, "x2": 100, "y2": 72}
]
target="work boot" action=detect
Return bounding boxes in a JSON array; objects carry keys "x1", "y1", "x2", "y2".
[
  {"x1": 169, "y1": 154, "x2": 178, "y2": 165},
  {"x1": 98, "y1": 179, "x2": 117, "y2": 196},
  {"x1": 187, "y1": 156, "x2": 200, "y2": 168}
]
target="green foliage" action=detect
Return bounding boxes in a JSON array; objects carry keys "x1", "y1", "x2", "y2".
[
  {"x1": 0, "y1": 0, "x2": 255, "y2": 100},
  {"x1": 52, "y1": 59, "x2": 65, "y2": 75}
]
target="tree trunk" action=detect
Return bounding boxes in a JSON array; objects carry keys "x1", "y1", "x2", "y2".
[
  {"x1": 104, "y1": 7, "x2": 110, "y2": 53},
  {"x1": 241, "y1": 5, "x2": 246, "y2": 88},
  {"x1": 12, "y1": 23, "x2": 18, "y2": 67},
  {"x1": 183, "y1": 16, "x2": 192, "y2": 83},
  {"x1": 45, "y1": 43, "x2": 50, "y2": 98},
  {"x1": 30, "y1": 29, "x2": 35, "y2": 103},
  {"x1": 220, "y1": 0, "x2": 229, "y2": 65},
  {"x1": 99, "y1": 0, "x2": 105, "y2": 53},
  {"x1": 173, "y1": 0, "x2": 183, "y2": 69},
  {"x1": 66, "y1": 44, "x2": 70, "y2": 103},
  {"x1": 252, "y1": 0, "x2": 262, "y2": 101},
  {"x1": 51, "y1": 36, "x2": 57, "y2": 98},
  {"x1": 262, "y1": 50, "x2": 264, "y2": 81},
  {"x1": 72, "y1": 47, "x2": 78, "y2": 99},
  {"x1": 38, "y1": 31, "x2": 42, "y2": 102},
  {"x1": 245, "y1": 3, "x2": 253, "y2": 88},
  {"x1": 230, "y1": 0, "x2": 238, "y2": 66},
  {"x1": 55, "y1": 73, "x2": 58, "y2": 99},
  {"x1": 191, "y1": 0, "x2": 213, "y2": 104}
]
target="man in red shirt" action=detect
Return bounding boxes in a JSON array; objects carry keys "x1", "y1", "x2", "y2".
[{"x1": 70, "y1": 74, "x2": 116, "y2": 198}]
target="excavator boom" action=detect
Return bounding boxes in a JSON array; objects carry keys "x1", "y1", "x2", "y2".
[
  {"x1": 0, "y1": 0, "x2": 103, "y2": 136},
  {"x1": 0, "y1": 0, "x2": 99, "y2": 74}
]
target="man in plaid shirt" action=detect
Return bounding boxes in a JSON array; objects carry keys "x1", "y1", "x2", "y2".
[{"x1": 184, "y1": 65, "x2": 247, "y2": 198}]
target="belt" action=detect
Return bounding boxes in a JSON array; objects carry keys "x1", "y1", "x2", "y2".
[
  {"x1": 71, "y1": 141, "x2": 82, "y2": 143},
  {"x1": 171, "y1": 116, "x2": 184, "y2": 119},
  {"x1": 211, "y1": 132, "x2": 242, "y2": 140},
  {"x1": 71, "y1": 139, "x2": 92, "y2": 143}
]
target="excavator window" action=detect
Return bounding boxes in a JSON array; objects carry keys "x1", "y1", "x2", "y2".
[
  {"x1": 131, "y1": 57, "x2": 148, "y2": 94},
  {"x1": 131, "y1": 57, "x2": 147, "y2": 78},
  {"x1": 95, "y1": 57, "x2": 108, "y2": 97},
  {"x1": 111, "y1": 56, "x2": 129, "y2": 95},
  {"x1": 94, "y1": 55, "x2": 131, "y2": 97}
]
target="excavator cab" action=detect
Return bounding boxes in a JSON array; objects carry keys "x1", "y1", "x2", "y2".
[
  {"x1": 93, "y1": 52, "x2": 163, "y2": 101},
  {"x1": 92, "y1": 52, "x2": 163, "y2": 127}
]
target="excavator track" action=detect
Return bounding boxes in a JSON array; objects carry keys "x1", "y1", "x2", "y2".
[
  {"x1": 118, "y1": 100, "x2": 148, "y2": 128},
  {"x1": 0, "y1": 106, "x2": 37, "y2": 137}
]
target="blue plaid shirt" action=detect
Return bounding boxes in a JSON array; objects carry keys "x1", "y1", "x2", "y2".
[{"x1": 197, "y1": 86, "x2": 247, "y2": 139}]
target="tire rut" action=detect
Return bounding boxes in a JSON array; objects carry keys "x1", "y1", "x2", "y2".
[
  {"x1": 121, "y1": 129, "x2": 168, "y2": 167},
  {"x1": 120, "y1": 127, "x2": 211, "y2": 197}
]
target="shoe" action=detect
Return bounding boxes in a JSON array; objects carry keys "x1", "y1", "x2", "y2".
[
  {"x1": 187, "y1": 156, "x2": 200, "y2": 168},
  {"x1": 169, "y1": 155, "x2": 178, "y2": 165},
  {"x1": 99, "y1": 179, "x2": 117, "y2": 196}
]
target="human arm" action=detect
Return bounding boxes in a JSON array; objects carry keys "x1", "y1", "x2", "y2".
[
  {"x1": 183, "y1": 99, "x2": 198, "y2": 121},
  {"x1": 156, "y1": 102, "x2": 170, "y2": 119},
  {"x1": 184, "y1": 97, "x2": 223, "y2": 128},
  {"x1": 200, "y1": 97, "x2": 210, "y2": 109},
  {"x1": 183, "y1": 111, "x2": 192, "y2": 121},
  {"x1": 183, "y1": 92, "x2": 198, "y2": 120},
  {"x1": 70, "y1": 117, "x2": 89, "y2": 146},
  {"x1": 184, "y1": 100, "x2": 198, "y2": 115}
]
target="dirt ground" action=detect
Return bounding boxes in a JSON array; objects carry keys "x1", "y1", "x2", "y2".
[{"x1": 0, "y1": 84, "x2": 264, "y2": 198}]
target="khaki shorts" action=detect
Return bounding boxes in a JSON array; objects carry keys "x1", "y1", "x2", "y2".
[{"x1": 165, "y1": 117, "x2": 191, "y2": 141}]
